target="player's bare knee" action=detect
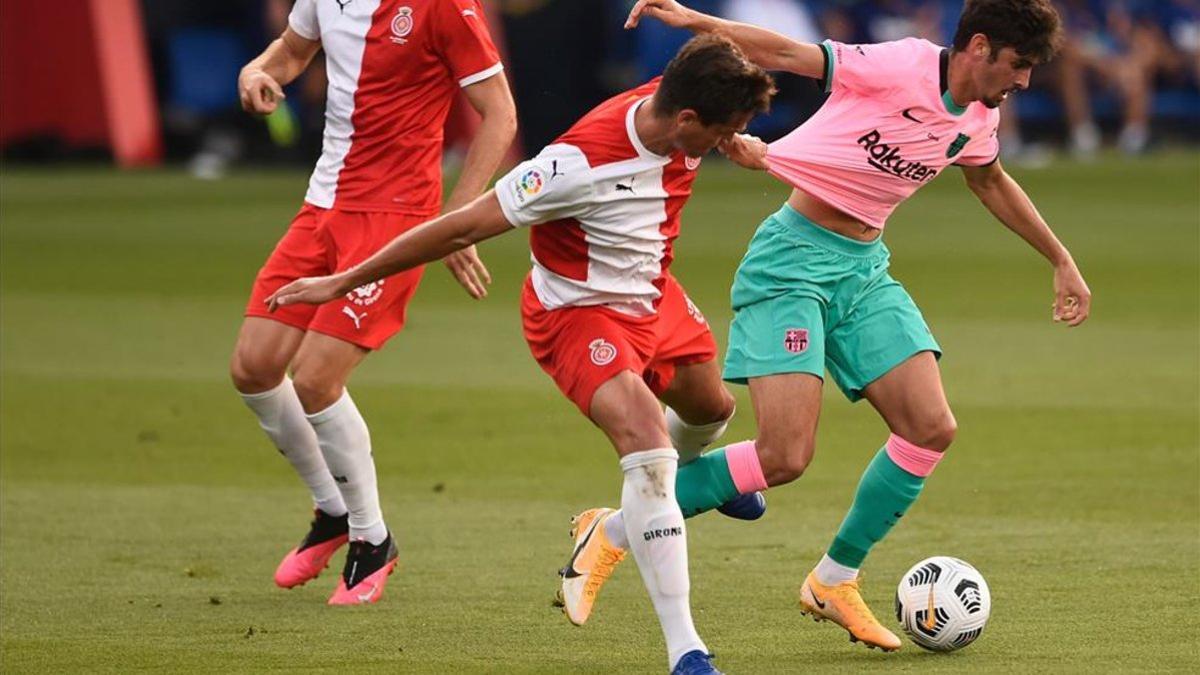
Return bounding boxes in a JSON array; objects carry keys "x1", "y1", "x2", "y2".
[
  {"x1": 757, "y1": 435, "x2": 814, "y2": 486},
  {"x1": 712, "y1": 390, "x2": 737, "y2": 424},
  {"x1": 229, "y1": 349, "x2": 285, "y2": 394},
  {"x1": 684, "y1": 390, "x2": 736, "y2": 426},
  {"x1": 291, "y1": 371, "x2": 344, "y2": 414},
  {"x1": 909, "y1": 411, "x2": 957, "y2": 451},
  {"x1": 607, "y1": 423, "x2": 668, "y2": 456}
]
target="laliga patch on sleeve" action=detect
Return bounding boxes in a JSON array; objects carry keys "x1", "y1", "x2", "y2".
[{"x1": 512, "y1": 167, "x2": 546, "y2": 205}]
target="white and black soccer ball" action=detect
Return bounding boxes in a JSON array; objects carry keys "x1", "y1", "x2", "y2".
[{"x1": 895, "y1": 556, "x2": 991, "y2": 652}]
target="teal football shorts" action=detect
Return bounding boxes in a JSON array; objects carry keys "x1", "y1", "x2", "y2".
[{"x1": 723, "y1": 204, "x2": 941, "y2": 401}]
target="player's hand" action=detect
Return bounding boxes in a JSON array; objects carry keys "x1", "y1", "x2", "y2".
[
  {"x1": 443, "y1": 245, "x2": 492, "y2": 300},
  {"x1": 719, "y1": 133, "x2": 769, "y2": 171},
  {"x1": 239, "y1": 68, "x2": 286, "y2": 115},
  {"x1": 1052, "y1": 259, "x2": 1091, "y2": 327},
  {"x1": 625, "y1": 0, "x2": 695, "y2": 30},
  {"x1": 265, "y1": 275, "x2": 346, "y2": 312}
]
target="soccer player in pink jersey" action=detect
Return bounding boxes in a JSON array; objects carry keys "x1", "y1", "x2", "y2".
[
  {"x1": 625, "y1": 0, "x2": 1092, "y2": 651},
  {"x1": 265, "y1": 35, "x2": 775, "y2": 674},
  {"x1": 228, "y1": 0, "x2": 516, "y2": 605}
]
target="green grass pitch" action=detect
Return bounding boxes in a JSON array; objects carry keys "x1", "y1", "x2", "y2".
[{"x1": 1, "y1": 155, "x2": 1197, "y2": 673}]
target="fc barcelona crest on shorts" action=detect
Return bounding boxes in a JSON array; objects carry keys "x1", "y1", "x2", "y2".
[
  {"x1": 946, "y1": 133, "x2": 970, "y2": 158},
  {"x1": 784, "y1": 328, "x2": 809, "y2": 354}
]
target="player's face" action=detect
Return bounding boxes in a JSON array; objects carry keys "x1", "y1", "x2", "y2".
[
  {"x1": 976, "y1": 46, "x2": 1035, "y2": 109},
  {"x1": 673, "y1": 111, "x2": 755, "y2": 157}
]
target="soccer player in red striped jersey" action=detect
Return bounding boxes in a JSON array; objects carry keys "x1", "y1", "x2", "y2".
[
  {"x1": 229, "y1": 0, "x2": 516, "y2": 605},
  {"x1": 265, "y1": 36, "x2": 774, "y2": 674}
]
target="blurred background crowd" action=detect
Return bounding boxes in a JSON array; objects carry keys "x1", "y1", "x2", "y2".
[{"x1": 3, "y1": 0, "x2": 1198, "y2": 174}]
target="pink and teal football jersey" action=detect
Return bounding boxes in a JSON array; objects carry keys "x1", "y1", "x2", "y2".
[{"x1": 766, "y1": 38, "x2": 1001, "y2": 229}]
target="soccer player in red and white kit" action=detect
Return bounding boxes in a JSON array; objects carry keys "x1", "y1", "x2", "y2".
[
  {"x1": 229, "y1": 0, "x2": 516, "y2": 605},
  {"x1": 265, "y1": 36, "x2": 774, "y2": 674}
]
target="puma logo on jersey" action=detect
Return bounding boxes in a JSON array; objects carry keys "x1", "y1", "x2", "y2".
[{"x1": 614, "y1": 180, "x2": 635, "y2": 193}]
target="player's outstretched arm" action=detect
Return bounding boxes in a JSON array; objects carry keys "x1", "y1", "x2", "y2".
[
  {"x1": 961, "y1": 162, "x2": 1092, "y2": 327},
  {"x1": 266, "y1": 192, "x2": 512, "y2": 311},
  {"x1": 440, "y1": 73, "x2": 519, "y2": 299},
  {"x1": 238, "y1": 28, "x2": 320, "y2": 115},
  {"x1": 625, "y1": 0, "x2": 824, "y2": 78}
]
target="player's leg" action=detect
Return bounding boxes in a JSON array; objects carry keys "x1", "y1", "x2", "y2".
[
  {"x1": 658, "y1": 359, "x2": 736, "y2": 461},
  {"x1": 232, "y1": 317, "x2": 345, "y2": 515},
  {"x1": 800, "y1": 272, "x2": 942, "y2": 651},
  {"x1": 599, "y1": 357, "x2": 759, "y2": 551},
  {"x1": 528, "y1": 291, "x2": 714, "y2": 672},
  {"x1": 649, "y1": 278, "x2": 762, "y2": 521},
  {"x1": 295, "y1": 210, "x2": 428, "y2": 605},
  {"x1": 667, "y1": 288, "x2": 832, "y2": 519},
  {"x1": 288, "y1": 330, "x2": 400, "y2": 605},
  {"x1": 823, "y1": 351, "x2": 953, "y2": 578},
  {"x1": 588, "y1": 372, "x2": 712, "y2": 673},
  {"x1": 231, "y1": 317, "x2": 351, "y2": 587},
  {"x1": 232, "y1": 205, "x2": 350, "y2": 588}
]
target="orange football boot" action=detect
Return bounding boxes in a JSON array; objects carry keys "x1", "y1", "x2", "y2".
[{"x1": 799, "y1": 571, "x2": 902, "y2": 651}]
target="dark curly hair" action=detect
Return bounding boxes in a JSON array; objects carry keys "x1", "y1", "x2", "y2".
[
  {"x1": 654, "y1": 34, "x2": 776, "y2": 126},
  {"x1": 952, "y1": 0, "x2": 1063, "y2": 64}
]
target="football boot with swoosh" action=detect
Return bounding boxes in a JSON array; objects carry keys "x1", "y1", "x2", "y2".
[
  {"x1": 556, "y1": 508, "x2": 627, "y2": 625},
  {"x1": 799, "y1": 570, "x2": 902, "y2": 651},
  {"x1": 328, "y1": 533, "x2": 398, "y2": 605}
]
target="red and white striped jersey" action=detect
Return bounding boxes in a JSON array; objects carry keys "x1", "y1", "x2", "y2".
[
  {"x1": 494, "y1": 80, "x2": 702, "y2": 316},
  {"x1": 289, "y1": 0, "x2": 502, "y2": 215}
]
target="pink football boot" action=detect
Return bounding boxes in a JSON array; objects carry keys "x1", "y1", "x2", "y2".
[
  {"x1": 328, "y1": 534, "x2": 398, "y2": 605},
  {"x1": 274, "y1": 509, "x2": 349, "y2": 589}
]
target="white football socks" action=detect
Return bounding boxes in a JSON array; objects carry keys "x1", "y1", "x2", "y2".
[
  {"x1": 239, "y1": 378, "x2": 347, "y2": 516},
  {"x1": 620, "y1": 448, "x2": 707, "y2": 670},
  {"x1": 815, "y1": 553, "x2": 859, "y2": 586},
  {"x1": 666, "y1": 407, "x2": 732, "y2": 464},
  {"x1": 305, "y1": 390, "x2": 388, "y2": 545},
  {"x1": 601, "y1": 409, "x2": 734, "y2": 550},
  {"x1": 603, "y1": 511, "x2": 629, "y2": 549}
]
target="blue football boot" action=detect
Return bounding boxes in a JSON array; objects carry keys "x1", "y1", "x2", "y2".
[
  {"x1": 716, "y1": 490, "x2": 767, "y2": 520},
  {"x1": 671, "y1": 650, "x2": 723, "y2": 675}
]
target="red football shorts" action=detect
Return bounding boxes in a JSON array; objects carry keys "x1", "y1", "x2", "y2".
[
  {"x1": 245, "y1": 204, "x2": 428, "y2": 350},
  {"x1": 521, "y1": 273, "x2": 719, "y2": 416}
]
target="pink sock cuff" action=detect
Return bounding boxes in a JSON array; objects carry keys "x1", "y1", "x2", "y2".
[
  {"x1": 885, "y1": 434, "x2": 944, "y2": 477},
  {"x1": 725, "y1": 440, "x2": 768, "y2": 493}
]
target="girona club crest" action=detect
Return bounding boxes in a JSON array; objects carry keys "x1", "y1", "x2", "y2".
[
  {"x1": 588, "y1": 338, "x2": 618, "y2": 366},
  {"x1": 346, "y1": 280, "x2": 385, "y2": 307},
  {"x1": 783, "y1": 328, "x2": 809, "y2": 354},
  {"x1": 391, "y1": 7, "x2": 414, "y2": 44},
  {"x1": 685, "y1": 156, "x2": 702, "y2": 171}
]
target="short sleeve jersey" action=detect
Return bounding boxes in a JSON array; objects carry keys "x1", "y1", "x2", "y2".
[
  {"x1": 288, "y1": 0, "x2": 502, "y2": 215},
  {"x1": 766, "y1": 38, "x2": 1000, "y2": 229},
  {"x1": 494, "y1": 80, "x2": 702, "y2": 316}
]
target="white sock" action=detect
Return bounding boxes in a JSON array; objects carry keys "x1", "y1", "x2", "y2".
[
  {"x1": 606, "y1": 407, "x2": 731, "y2": 550},
  {"x1": 240, "y1": 378, "x2": 347, "y2": 516},
  {"x1": 666, "y1": 407, "x2": 732, "y2": 464},
  {"x1": 814, "y1": 553, "x2": 859, "y2": 586},
  {"x1": 305, "y1": 391, "x2": 387, "y2": 544},
  {"x1": 620, "y1": 448, "x2": 707, "y2": 670},
  {"x1": 603, "y1": 511, "x2": 629, "y2": 549}
]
